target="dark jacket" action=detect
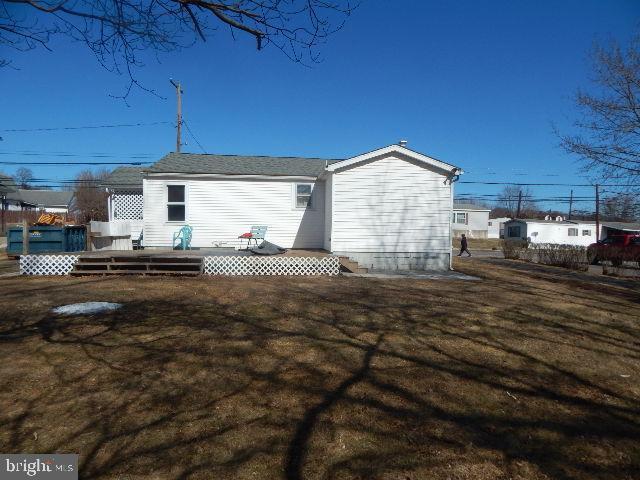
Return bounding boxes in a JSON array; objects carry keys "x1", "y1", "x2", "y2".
[{"x1": 461, "y1": 237, "x2": 468, "y2": 249}]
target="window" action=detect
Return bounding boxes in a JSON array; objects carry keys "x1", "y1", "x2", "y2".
[
  {"x1": 295, "y1": 183, "x2": 313, "y2": 208},
  {"x1": 488, "y1": 221, "x2": 493, "y2": 226},
  {"x1": 568, "y1": 228, "x2": 578, "y2": 236},
  {"x1": 453, "y1": 212, "x2": 467, "y2": 224},
  {"x1": 582, "y1": 229, "x2": 591, "y2": 236},
  {"x1": 167, "y1": 185, "x2": 185, "y2": 222},
  {"x1": 508, "y1": 226, "x2": 521, "y2": 237}
]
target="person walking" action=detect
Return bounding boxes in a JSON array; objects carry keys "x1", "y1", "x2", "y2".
[{"x1": 457, "y1": 234, "x2": 472, "y2": 257}]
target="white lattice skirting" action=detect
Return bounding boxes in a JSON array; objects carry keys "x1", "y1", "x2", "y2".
[
  {"x1": 203, "y1": 256, "x2": 340, "y2": 276},
  {"x1": 20, "y1": 255, "x2": 79, "y2": 275},
  {"x1": 113, "y1": 190, "x2": 144, "y2": 220}
]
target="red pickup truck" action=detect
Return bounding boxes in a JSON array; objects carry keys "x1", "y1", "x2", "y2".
[{"x1": 587, "y1": 234, "x2": 640, "y2": 265}]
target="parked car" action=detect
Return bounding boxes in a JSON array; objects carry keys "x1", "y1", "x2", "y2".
[{"x1": 587, "y1": 234, "x2": 640, "y2": 266}]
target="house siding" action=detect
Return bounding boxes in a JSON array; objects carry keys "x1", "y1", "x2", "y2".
[
  {"x1": 143, "y1": 176, "x2": 325, "y2": 249},
  {"x1": 329, "y1": 156, "x2": 452, "y2": 270},
  {"x1": 323, "y1": 174, "x2": 333, "y2": 251},
  {"x1": 452, "y1": 209, "x2": 490, "y2": 238}
]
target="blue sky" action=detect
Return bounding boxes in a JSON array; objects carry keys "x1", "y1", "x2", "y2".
[{"x1": 1, "y1": 0, "x2": 638, "y2": 212}]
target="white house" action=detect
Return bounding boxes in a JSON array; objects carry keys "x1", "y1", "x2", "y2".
[
  {"x1": 488, "y1": 217, "x2": 511, "y2": 239},
  {"x1": 504, "y1": 219, "x2": 597, "y2": 246},
  {"x1": 104, "y1": 144, "x2": 463, "y2": 271},
  {"x1": 451, "y1": 203, "x2": 491, "y2": 238}
]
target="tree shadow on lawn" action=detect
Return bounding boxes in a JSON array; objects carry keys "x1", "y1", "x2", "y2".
[{"x1": 0, "y1": 269, "x2": 639, "y2": 479}]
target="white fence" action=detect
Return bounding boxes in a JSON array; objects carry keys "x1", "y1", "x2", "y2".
[
  {"x1": 20, "y1": 255, "x2": 79, "y2": 275},
  {"x1": 203, "y1": 256, "x2": 340, "y2": 276},
  {"x1": 18, "y1": 254, "x2": 341, "y2": 276}
]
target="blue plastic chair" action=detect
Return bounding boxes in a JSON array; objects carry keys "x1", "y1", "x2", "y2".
[
  {"x1": 172, "y1": 225, "x2": 193, "y2": 250},
  {"x1": 238, "y1": 225, "x2": 268, "y2": 249}
]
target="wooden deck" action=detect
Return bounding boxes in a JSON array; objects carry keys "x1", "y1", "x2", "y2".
[{"x1": 78, "y1": 248, "x2": 331, "y2": 259}]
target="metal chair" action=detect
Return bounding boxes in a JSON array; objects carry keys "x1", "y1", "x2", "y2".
[
  {"x1": 238, "y1": 225, "x2": 268, "y2": 249},
  {"x1": 172, "y1": 225, "x2": 193, "y2": 250}
]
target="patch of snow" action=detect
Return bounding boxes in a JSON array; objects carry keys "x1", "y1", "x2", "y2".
[{"x1": 52, "y1": 302, "x2": 122, "y2": 316}]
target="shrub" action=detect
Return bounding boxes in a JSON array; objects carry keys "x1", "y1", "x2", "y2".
[
  {"x1": 501, "y1": 239, "x2": 528, "y2": 260},
  {"x1": 530, "y1": 243, "x2": 588, "y2": 271}
]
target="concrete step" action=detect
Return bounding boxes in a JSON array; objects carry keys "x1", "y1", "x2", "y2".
[{"x1": 338, "y1": 256, "x2": 368, "y2": 274}]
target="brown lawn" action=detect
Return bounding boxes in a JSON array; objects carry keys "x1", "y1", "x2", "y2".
[{"x1": 0, "y1": 258, "x2": 639, "y2": 479}]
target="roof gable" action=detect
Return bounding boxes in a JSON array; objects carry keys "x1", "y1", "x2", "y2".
[{"x1": 325, "y1": 145, "x2": 461, "y2": 174}]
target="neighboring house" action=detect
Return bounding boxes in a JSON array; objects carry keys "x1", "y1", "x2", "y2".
[
  {"x1": 488, "y1": 217, "x2": 511, "y2": 239},
  {"x1": 104, "y1": 144, "x2": 463, "y2": 270},
  {"x1": 503, "y1": 219, "x2": 597, "y2": 246},
  {"x1": 451, "y1": 203, "x2": 491, "y2": 238},
  {"x1": 6, "y1": 189, "x2": 74, "y2": 213}
]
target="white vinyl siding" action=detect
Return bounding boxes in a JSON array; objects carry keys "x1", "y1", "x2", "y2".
[
  {"x1": 143, "y1": 177, "x2": 325, "y2": 249},
  {"x1": 328, "y1": 156, "x2": 452, "y2": 253},
  {"x1": 324, "y1": 174, "x2": 333, "y2": 251}
]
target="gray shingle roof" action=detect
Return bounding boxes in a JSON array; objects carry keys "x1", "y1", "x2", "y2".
[
  {"x1": 453, "y1": 203, "x2": 491, "y2": 211},
  {"x1": 13, "y1": 189, "x2": 73, "y2": 207},
  {"x1": 103, "y1": 166, "x2": 145, "y2": 188},
  {"x1": 0, "y1": 174, "x2": 18, "y2": 195},
  {"x1": 600, "y1": 221, "x2": 640, "y2": 231},
  {"x1": 146, "y1": 152, "x2": 344, "y2": 177}
]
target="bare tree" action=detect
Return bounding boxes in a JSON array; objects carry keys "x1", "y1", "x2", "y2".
[
  {"x1": 13, "y1": 167, "x2": 33, "y2": 189},
  {"x1": 601, "y1": 193, "x2": 639, "y2": 222},
  {"x1": 72, "y1": 169, "x2": 109, "y2": 223},
  {"x1": 496, "y1": 185, "x2": 537, "y2": 218},
  {"x1": 1, "y1": 1, "x2": 356, "y2": 96},
  {"x1": 558, "y1": 34, "x2": 640, "y2": 190}
]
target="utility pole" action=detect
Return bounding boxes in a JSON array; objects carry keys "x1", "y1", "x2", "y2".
[
  {"x1": 516, "y1": 191, "x2": 522, "y2": 218},
  {"x1": 568, "y1": 189, "x2": 573, "y2": 220},
  {"x1": 170, "y1": 79, "x2": 183, "y2": 153},
  {"x1": 595, "y1": 184, "x2": 600, "y2": 241}
]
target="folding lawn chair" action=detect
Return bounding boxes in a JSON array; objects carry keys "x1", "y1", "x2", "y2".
[{"x1": 238, "y1": 225, "x2": 268, "y2": 249}]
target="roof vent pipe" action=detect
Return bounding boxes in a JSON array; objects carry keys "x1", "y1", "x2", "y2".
[{"x1": 399, "y1": 139, "x2": 408, "y2": 147}]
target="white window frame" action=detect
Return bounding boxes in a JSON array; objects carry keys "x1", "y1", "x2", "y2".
[
  {"x1": 166, "y1": 184, "x2": 187, "y2": 223},
  {"x1": 453, "y1": 212, "x2": 467, "y2": 224},
  {"x1": 568, "y1": 228, "x2": 578, "y2": 237},
  {"x1": 293, "y1": 182, "x2": 314, "y2": 210},
  {"x1": 582, "y1": 229, "x2": 591, "y2": 236}
]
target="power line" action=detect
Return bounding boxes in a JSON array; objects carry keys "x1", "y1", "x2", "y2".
[
  {"x1": 183, "y1": 119, "x2": 207, "y2": 154},
  {"x1": 0, "y1": 121, "x2": 172, "y2": 133},
  {"x1": 458, "y1": 180, "x2": 640, "y2": 187},
  {"x1": 0, "y1": 161, "x2": 152, "y2": 165},
  {"x1": 0, "y1": 151, "x2": 157, "y2": 159}
]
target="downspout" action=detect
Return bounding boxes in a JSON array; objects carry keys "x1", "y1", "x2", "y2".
[
  {"x1": 449, "y1": 168, "x2": 462, "y2": 270},
  {"x1": 106, "y1": 188, "x2": 112, "y2": 222}
]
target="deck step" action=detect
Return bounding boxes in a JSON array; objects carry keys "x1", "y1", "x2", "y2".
[
  {"x1": 72, "y1": 255, "x2": 203, "y2": 275},
  {"x1": 70, "y1": 270, "x2": 200, "y2": 276},
  {"x1": 74, "y1": 262, "x2": 202, "y2": 268}
]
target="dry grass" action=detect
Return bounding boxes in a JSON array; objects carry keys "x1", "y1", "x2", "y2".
[
  {"x1": 453, "y1": 237, "x2": 502, "y2": 250},
  {"x1": 0, "y1": 259, "x2": 639, "y2": 479}
]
